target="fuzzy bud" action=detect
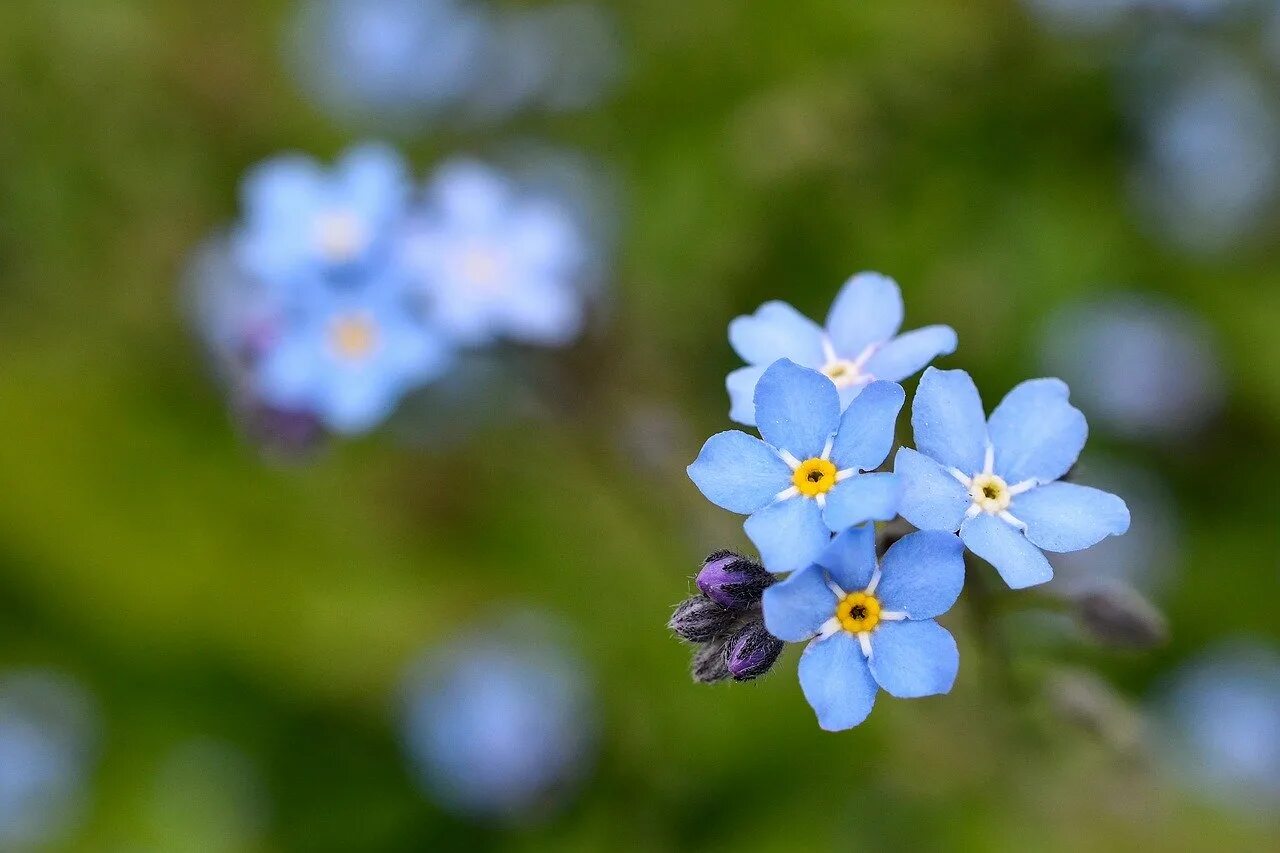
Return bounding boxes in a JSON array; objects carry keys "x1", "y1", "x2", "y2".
[
  {"x1": 724, "y1": 622, "x2": 785, "y2": 682},
  {"x1": 668, "y1": 596, "x2": 737, "y2": 643},
  {"x1": 1074, "y1": 583, "x2": 1169, "y2": 650},
  {"x1": 690, "y1": 641, "x2": 731, "y2": 684},
  {"x1": 696, "y1": 551, "x2": 774, "y2": 610}
]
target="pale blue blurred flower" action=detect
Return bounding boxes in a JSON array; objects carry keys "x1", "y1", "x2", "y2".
[
  {"x1": 401, "y1": 617, "x2": 597, "y2": 821},
  {"x1": 895, "y1": 367, "x2": 1130, "y2": 590},
  {"x1": 287, "y1": 0, "x2": 489, "y2": 125},
  {"x1": 1039, "y1": 295, "x2": 1224, "y2": 440},
  {"x1": 253, "y1": 270, "x2": 452, "y2": 434},
  {"x1": 762, "y1": 526, "x2": 965, "y2": 731},
  {"x1": 0, "y1": 671, "x2": 97, "y2": 847},
  {"x1": 1157, "y1": 641, "x2": 1280, "y2": 811},
  {"x1": 726, "y1": 272, "x2": 955, "y2": 426},
  {"x1": 234, "y1": 143, "x2": 410, "y2": 288},
  {"x1": 689, "y1": 359, "x2": 905, "y2": 573},
  {"x1": 402, "y1": 160, "x2": 590, "y2": 346}
]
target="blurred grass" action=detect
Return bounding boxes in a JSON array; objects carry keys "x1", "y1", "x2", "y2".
[{"x1": 0, "y1": 0, "x2": 1277, "y2": 850}]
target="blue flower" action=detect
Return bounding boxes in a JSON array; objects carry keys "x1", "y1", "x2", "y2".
[
  {"x1": 894, "y1": 367, "x2": 1130, "y2": 590},
  {"x1": 762, "y1": 526, "x2": 965, "y2": 731},
  {"x1": 403, "y1": 160, "x2": 588, "y2": 346},
  {"x1": 234, "y1": 143, "x2": 410, "y2": 287},
  {"x1": 688, "y1": 359, "x2": 905, "y2": 573},
  {"x1": 726, "y1": 272, "x2": 956, "y2": 426},
  {"x1": 252, "y1": 271, "x2": 451, "y2": 434}
]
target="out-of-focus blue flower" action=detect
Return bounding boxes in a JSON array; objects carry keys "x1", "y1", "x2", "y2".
[
  {"x1": 287, "y1": 0, "x2": 490, "y2": 125},
  {"x1": 688, "y1": 359, "x2": 905, "y2": 573},
  {"x1": 1125, "y1": 49, "x2": 1280, "y2": 254},
  {"x1": 895, "y1": 367, "x2": 1130, "y2": 590},
  {"x1": 1157, "y1": 641, "x2": 1280, "y2": 811},
  {"x1": 726, "y1": 272, "x2": 955, "y2": 426},
  {"x1": 401, "y1": 617, "x2": 597, "y2": 821},
  {"x1": 1039, "y1": 294, "x2": 1224, "y2": 441},
  {"x1": 252, "y1": 270, "x2": 451, "y2": 434},
  {"x1": 402, "y1": 160, "x2": 589, "y2": 347},
  {"x1": 234, "y1": 143, "x2": 410, "y2": 287},
  {"x1": 0, "y1": 671, "x2": 97, "y2": 847},
  {"x1": 762, "y1": 526, "x2": 965, "y2": 731}
]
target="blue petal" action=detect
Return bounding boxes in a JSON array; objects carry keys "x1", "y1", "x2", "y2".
[
  {"x1": 241, "y1": 155, "x2": 324, "y2": 222},
  {"x1": 960, "y1": 513, "x2": 1053, "y2": 589},
  {"x1": 987, "y1": 378, "x2": 1087, "y2": 485},
  {"x1": 744, "y1": 497, "x2": 830, "y2": 573},
  {"x1": 822, "y1": 472, "x2": 900, "y2": 531},
  {"x1": 1012, "y1": 482, "x2": 1131, "y2": 553},
  {"x1": 863, "y1": 325, "x2": 958, "y2": 382},
  {"x1": 868, "y1": 620, "x2": 959, "y2": 699},
  {"x1": 911, "y1": 367, "x2": 989, "y2": 475},
  {"x1": 726, "y1": 365, "x2": 767, "y2": 426},
  {"x1": 814, "y1": 525, "x2": 878, "y2": 592},
  {"x1": 798, "y1": 633, "x2": 878, "y2": 731},
  {"x1": 875, "y1": 531, "x2": 966, "y2": 619},
  {"x1": 323, "y1": 373, "x2": 402, "y2": 434},
  {"x1": 338, "y1": 142, "x2": 409, "y2": 223},
  {"x1": 762, "y1": 565, "x2": 837, "y2": 642},
  {"x1": 687, "y1": 431, "x2": 790, "y2": 514},
  {"x1": 828, "y1": 380, "x2": 905, "y2": 472},
  {"x1": 753, "y1": 359, "x2": 841, "y2": 460},
  {"x1": 824, "y1": 272, "x2": 903, "y2": 357},
  {"x1": 894, "y1": 447, "x2": 971, "y2": 532},
  {"x1": 728, "y1": 301, "x2": 825, "y2": 367}
]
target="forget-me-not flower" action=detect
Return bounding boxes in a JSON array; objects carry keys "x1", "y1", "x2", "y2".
[
  {"x1": 403, "y1": 160, "x2": 588, "y2": 346},
  {"x1": 762, "y1": 526, "x2": 965, "y2": 731},
  {"x1": 253, "y1": 272, "x2": 451, "y2": 434},
  {"x1": 688, "y1": 359, "x2": 905, "y2": 573},
  {"x1": 234, "y1": 143, "x2": 410, "y2": 287},
  {"x1": 895, "y1": 367, "x2": 1130, "y2": 590},
  {"x1": 726, "y1": 272, "x2": 956, "y2": 426}
]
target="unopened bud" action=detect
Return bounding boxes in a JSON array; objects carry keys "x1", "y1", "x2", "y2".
[
  {"x1": 691, "y1": 641, "x2": 731, "y2": 684},
  {"x1": 668, "y1": 596, "x2": 736, "y2": 643},
  {"x1": 696, "y1": 551, "x2": 773, "y2": 610},
  {"x1": 724, "y1": 621, "x2": 785, "y2": 682},
  {"x1": 1045, "y1": 668, "x2": 1144, "y2": 754},
  {"x1": 1074, "y1": 582, "x2": 1169, "y2": 650}
]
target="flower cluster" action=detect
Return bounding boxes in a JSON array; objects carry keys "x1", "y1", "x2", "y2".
[
  {"x1": 190, "y1": 143, "x2": 594, "y2": 438},
  {"x1": 679, "y1": 272, "x2": 1131, "y2": 730}
]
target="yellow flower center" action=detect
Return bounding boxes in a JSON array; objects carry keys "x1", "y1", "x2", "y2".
[
  {"x1": 792, "y1": 457, "x2": 838, "y2": 497},
  {"x1": 821, "y1": 358, "x2": 865, "y2": 389},
  {"x1": 969, "y1": 473, "x2": 1011, "y2": 513},
  {"x1": 329, "y1": 313, "x2": 378, "y2": 360},
  {"x1": 314, "y1": 211, "x2": 367, "y2": 262},
  {"x1": 836, "y1": 591, "x2": 881, "y2": 633}
]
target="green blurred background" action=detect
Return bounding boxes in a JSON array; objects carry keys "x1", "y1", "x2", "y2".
[{"x1": 1, "y1": 1, "x2": 1278, "y2": 850}]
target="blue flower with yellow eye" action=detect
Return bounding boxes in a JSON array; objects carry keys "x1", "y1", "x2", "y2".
[
  {"x1": 401, "y1": 160, "x2": 589, "y2": 347},
  {"x1": 234, "y1": 143, "x2": 410, "y2": 287},
  {"x1": 726, "y1": 272, "x2": 956, "y2": 426},
  {"x1": 688, "y1": 359, "x2": 905, "y2": 573},
  {"x1": 894, "y1": 367, "x2": 1131, "y2": 590},
  {"x1": 763, "y1": 526, "x2": 966, "y2": 731},
  {"x1": 252, "y1": 271, "x2": 451, "y2": 435}
]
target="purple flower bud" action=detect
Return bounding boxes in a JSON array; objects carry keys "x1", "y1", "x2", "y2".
[
  {"x1": 696, "y1": 551, "x2": 773, "y2": 610},
  {"x1": 724, "y1": 622, "x2": 785, "y2": 682},
  {"x1": 1074, "y1": 582, "x2": 1169, "y2": 650},
  {"x1": 668, "y1": 596, "x2": 736, "y2": 643},
  {"x1": 690, "y1": 641, "x2": 730, "y2": 684}
]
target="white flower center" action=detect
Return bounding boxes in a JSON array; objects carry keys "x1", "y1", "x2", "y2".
[
  {"x1": 949, "y1": 445, "x2": 1037, "y2": 529},
  {"x1": 819, "y1": 338, "x2": 877, "y2": 389},
  {"x1": 968, "y1": 473, "x2": 1010, "y2": 513},
  {"x1": 314, "y1": 211, "x2": 368, "y2": 263}
]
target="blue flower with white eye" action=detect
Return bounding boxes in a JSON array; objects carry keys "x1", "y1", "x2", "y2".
[
  {"x1": 894, "y1": 367, "x2": 1130, "y2": 590},
  {"x1": 402, "y1": 160, "x2": 589, "y2": 347},
  {"x1": 234, "y1": 143, "x2": 410, "y2": 287},
  {"x1": 762, "y1": 526, "x2": 965, "y2": 731},
  {"x1": 726, "y1": 272, "x2": 956, "y2": 426},
  {"x1": 253, "y1": 272, "x2": 451, "y2": 434},
  {"x1": 688, "y1": 359, "x2": 905, "y2": 573}
]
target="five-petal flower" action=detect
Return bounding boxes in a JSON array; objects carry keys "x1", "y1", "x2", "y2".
[
  {"x1": 895, "y1": 367, "x2": 1131, "y2": 589},
  {"x1": 762, "y1": 525, "x2": 966, "y2": 731},
  {"x1": 726, "y1": 272, "x2": 957, "y2": 426},
  {"x1": 688, "y1": 359, "x2": 905, "y2": 573}
]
